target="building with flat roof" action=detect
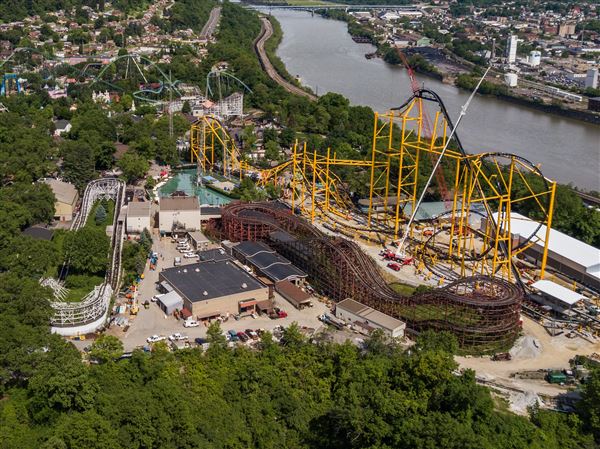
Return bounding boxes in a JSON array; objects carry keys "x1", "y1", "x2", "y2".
[
  {"x1": 159, "y1": 197, "x2": 200, "y2": 233},
  {"x1": 41, "y1": 178, "x2": 79, "y2": 221},
  {"x1": 232, "y1": 241, "x2": 307, "y2": 284},
  {"x1": 126, "y1": 201, "x2": 151, "y2": 234},
  {"x1": 335, "y1": 299, "x2": 406, "y2": 338},
  {"x1": 487, "y1": 212, "x2": 600, "y2": 291},
  {"x1": 159, "y1": 260, "x2": 269, "y2": 319}
]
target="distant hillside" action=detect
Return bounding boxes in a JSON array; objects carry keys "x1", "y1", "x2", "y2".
[{"x1": 0, "y1": 0, "x2": 148, "y2": 23}]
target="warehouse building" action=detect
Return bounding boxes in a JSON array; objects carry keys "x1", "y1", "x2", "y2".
[
  {"x1": 232, "y1": 241, "x2": 307, "y2": 284},
  {"x1": 41, "y1": 178, "x2": 79, "y2": 221},
  {"x1": 159, "y1": 260, "x2": 269, "y2": 319},
  {"x1": 486, "y1": 212, "x2": 600, "y2": 291},
  {"x1": 335, "y1": 299, "x2": 406, "y2": 338},
  {"x1": 159, "y1": 197, "x2": 200, "y2": 234},
  {"x1": 126, "y1": 201, "x2": 151, "y2": 234}
]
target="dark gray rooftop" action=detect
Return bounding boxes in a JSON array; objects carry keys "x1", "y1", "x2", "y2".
[
  {"x1": 198, "y1": 248, "x2": 232, "y2": 263},
  {"x1": 161, "y1": 261, "x2": 265, "y2": 302},
  {"x1": 233, "y1": 241, "x2": 306, "y2": 282}
]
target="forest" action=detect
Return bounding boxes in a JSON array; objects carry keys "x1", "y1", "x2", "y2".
[{"x1": 2, "y1": 317, "x2": 600, "y2": 449}]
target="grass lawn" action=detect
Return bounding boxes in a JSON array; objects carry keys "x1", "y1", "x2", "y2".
[
  {"x1": 389, "y1": 282, "x2": 416, "y2": 296},
  {"x1": 63, "y1": 274, "x2": 106, "y2": 302}
]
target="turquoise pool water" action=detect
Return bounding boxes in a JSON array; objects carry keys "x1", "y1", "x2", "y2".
[{"x1": 159, "y1": 169, "x2": 232, "y2": 206}]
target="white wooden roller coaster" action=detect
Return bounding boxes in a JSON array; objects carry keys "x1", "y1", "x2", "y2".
[{"x1": 46, "y1": 178, "x2": 126, "y2": 335}]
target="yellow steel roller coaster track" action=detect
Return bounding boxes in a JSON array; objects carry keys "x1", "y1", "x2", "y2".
[{"x1": 190, "y1": 89, "x2": 557, "y2": 284}]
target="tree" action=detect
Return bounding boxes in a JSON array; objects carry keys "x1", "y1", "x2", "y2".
[
  {"x1": 60, "y1": 140, "x2": 96, "y2": 192},
  {"x1": 281, "y1": 322, "x2": 305, "y2": 348},
  {"x1": 578, "y1": 369, "x2": 600, "y2": 442},
  {"x1": 88, "y1": 335, "x2": 123, "y2": 363},
  {"x1": 117, "y1": 151, "x2": 149, "y2": 183},
  {"x1": 415, "y1": 330, "x2": 459, "y2": 355},
  {"x1": 64, "y1": 228, "x2": 109, "y2": 275},
  {"x1": 264, "y1": 140, "x2": 281, "y2": 162},
  {"x1": 95, "y1": 204, "x2": 107, "y2": 225},
  {"x1": 181, "y1": 100, "x2": 191, "y2": 114}
]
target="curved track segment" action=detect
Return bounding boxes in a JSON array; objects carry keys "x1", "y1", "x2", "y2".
[{"x1": 217, "y1": 201, "x2": 523, "y2": 351}]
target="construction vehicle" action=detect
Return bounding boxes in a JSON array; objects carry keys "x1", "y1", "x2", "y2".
[{"x1": 491, "y1": 352, "x2": 512, "y2": 361}]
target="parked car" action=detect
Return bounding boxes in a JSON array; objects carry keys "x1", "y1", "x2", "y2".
[
  {"x1": 169, "y1": 333, "x2": 188, "y2": 341},
  {"x1": 387, "y1": 262, "x2": 401, "y2": 271},
  {"x1": 183, "y1": 252, "x2": 198, "y2": 259},
  {"x1": 245, "y1": 329, "x2": 258, "y2": 339},
  {"x1": 227, "y1": 329, "x2": 237, "y2": 338},
  {"x1": 146, "y1": 335, "x2": 166, "y2": 343},
  {"x1": 237, "y1": 331, "x2": 249, "y2": 342},
  {"x1": 194, "y1": 337, "x2": 207, "y2": 345},
  {"x1": 174, "y1": 257, "x2": 181, "y2": 266},
  {"x1": 183, "y1": 319, "x2": 199, "y2": 328}
]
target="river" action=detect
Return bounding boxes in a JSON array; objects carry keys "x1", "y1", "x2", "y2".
[{"x1": 269, "y1": 9, "x2": 600, "y2": 191}]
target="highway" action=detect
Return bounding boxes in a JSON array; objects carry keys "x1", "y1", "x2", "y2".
[
  {"x1": 200, "y1": 6, "x2": 221, "y2": 40},
  {"x1": 255, "y1": 17, "x2": 317, "y2": 101}
]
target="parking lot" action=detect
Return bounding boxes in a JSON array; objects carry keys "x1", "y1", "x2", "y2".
[{"x1": 107, "y1": 231, "x2": 330, "y2": 351}]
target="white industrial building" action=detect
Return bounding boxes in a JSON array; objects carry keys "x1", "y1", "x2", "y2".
[
  {"x1": 506, "y1": 35, "x2": 518, "y2": 63},
  {"x1": 126, "y1": 201, "x2": 151, "y2": 234},
  {"x1": 335, "y1": 299, "x2": 406, "y2": 338},
  {"x1": 488, "y1": 212, "x2": 600, "y2": 291},
  {"x1": 159, "y1": 197, "x2": 200, "y2": 234}
]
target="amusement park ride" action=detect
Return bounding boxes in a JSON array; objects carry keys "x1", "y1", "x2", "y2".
[{"x1": 190, "y1": 85, "x2": 557, "y2": 287}]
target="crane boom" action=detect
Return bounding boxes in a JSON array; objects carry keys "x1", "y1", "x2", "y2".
[
  {"x1": 394, "y1": 67, "x2": 491, "y2": 257},
  {"x1": 397, "y1": 49, "x2": 451, "y2": 209}
]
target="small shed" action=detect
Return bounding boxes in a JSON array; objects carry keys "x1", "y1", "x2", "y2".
[
  {"x1": 530, "y1": 280, "x2": 584, "y2": 312},
  {"x1": 157, "y1": 291, "x2": 184, "y2": 315},
  {"x1": 276, "y1": 280, "x2": 312, "y2": 309}
]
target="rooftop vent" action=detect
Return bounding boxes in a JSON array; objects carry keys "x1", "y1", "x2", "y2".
[
  {"x1": 183, "y1": 269, "x2": 187, "y2": 273},
  {"x1": 241, "y1": 283, "x2": 247, "y2": 289},
  {"x1": 195, "y1": 268, "x2": 200, "y2": 272},
  {"x1": 203, "y1": 290, "x2": 208, "y2": 296}
]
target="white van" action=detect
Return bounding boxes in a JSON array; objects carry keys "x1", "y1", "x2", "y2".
[
  {"x1": 174, "y1": 256, "x2": 181, "y2": 266},
  {"x1": 183, "y1": 320, "x2": 199, "y2": 328}
]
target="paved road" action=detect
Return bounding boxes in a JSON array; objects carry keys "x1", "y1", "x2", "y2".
[
  {"x1": 255, "y1": 17, "x2": 317, "y2": 101},
  {"x1": 200, "y1": 6, "x2": 221, "y2": 40}
]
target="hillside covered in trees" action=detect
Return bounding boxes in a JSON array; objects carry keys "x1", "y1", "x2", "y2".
[
  {"x1": 2, "y1": 316, "x2": 600, "y2": 449},
  {"x1": 0, "y1": 0, "x2": 149, "y2": 23}
]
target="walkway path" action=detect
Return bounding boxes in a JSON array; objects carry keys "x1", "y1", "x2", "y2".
[
  {"x1": 200, "y1": 6, "x2": 222, "y2": 40},
  {"x1": 255, "y1": 17, "x2": 317, "y2": 101}
]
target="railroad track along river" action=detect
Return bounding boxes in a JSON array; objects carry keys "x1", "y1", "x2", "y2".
[{"x1": 255, "y1": 17, "x2": 317, "y2": 101}]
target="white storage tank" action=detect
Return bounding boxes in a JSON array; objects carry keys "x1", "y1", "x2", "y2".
[
  {"x1": 504, "y1": 72, "x2": 518, "y2": 87},
  {"x1": 529, "y1": 50, "x2": 541, "y2": 67}
]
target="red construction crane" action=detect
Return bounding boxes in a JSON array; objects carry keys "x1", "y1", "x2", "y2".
[{"x1": 397, "y1": 50, "x2": 452, "y2": 209}]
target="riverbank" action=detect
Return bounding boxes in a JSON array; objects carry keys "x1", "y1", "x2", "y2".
[
  {"x1": 316, "y1": 10, "x2": 600, "y2": 126},
  {"x1": 255, "y1": 15, "x2": 317, "y2": 100}
]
